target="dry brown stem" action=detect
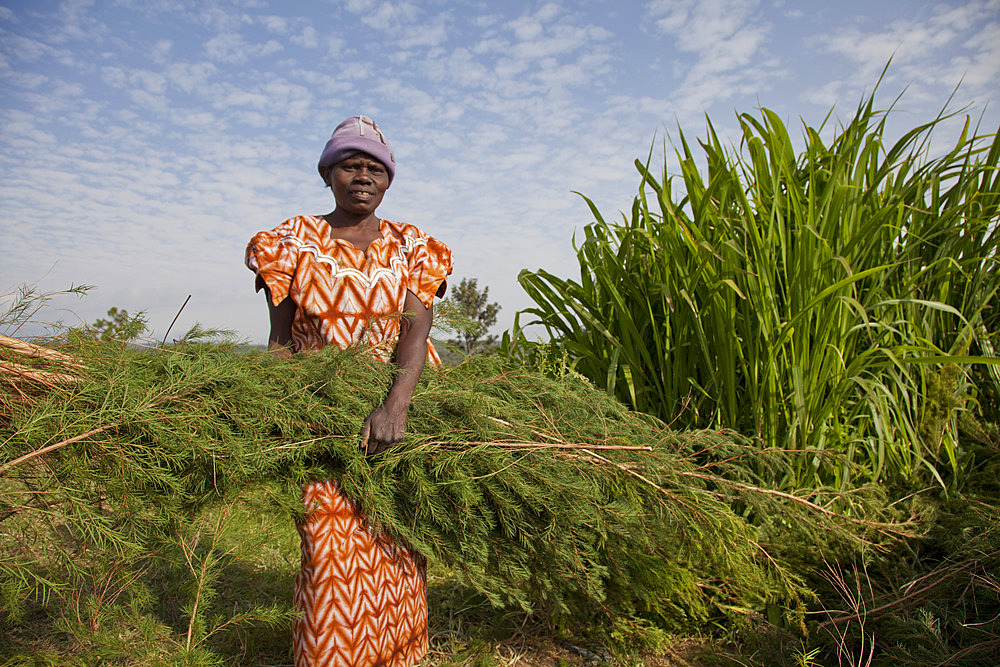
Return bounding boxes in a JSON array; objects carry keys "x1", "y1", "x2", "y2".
[
  {"x1": 0, "y1": 387, "x2": 201, "y2": 475},
  {"x1": 816, "y1": 558, "x2": 980, "y2": 630},
  {"x1": 678, "y1": 470, "x2": 912, "y2": 537},
  {"x1": 579, "y1": 447, "x2": 709, "y2": 518},
  {"x1": 939, "y1": 638, "x2": 1000, "y2": 666},
  {"x1": 0, "y1": 423, "x2": 120, "y2": 476},
  {"x1": 0, "y1": 335, "x2": 84, "y2": 368},
  {"x1": 0, "y1": 360, "x2": 79, "y2": 386}
]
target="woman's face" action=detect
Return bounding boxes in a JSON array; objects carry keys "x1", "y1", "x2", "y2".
[{"x1": 327, "y1": 153, "x2": 390, "y2": 216}]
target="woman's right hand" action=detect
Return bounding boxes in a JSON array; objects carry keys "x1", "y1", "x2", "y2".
[{"x1": 268, "y1": 341, "x2": 293, "y2": 359}]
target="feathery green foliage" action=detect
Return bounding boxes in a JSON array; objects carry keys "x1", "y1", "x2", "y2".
[
  {"x1": 2, "y1": 331, "x2": 887, "y2": 662},
  {"x1": 506, "y1": 91, "x2": 1000, "y2": 490}
]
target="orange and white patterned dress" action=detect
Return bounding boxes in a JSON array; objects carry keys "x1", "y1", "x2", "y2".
[{"x1": 246, "y1": 215, "x2": 453, "y2": 667}]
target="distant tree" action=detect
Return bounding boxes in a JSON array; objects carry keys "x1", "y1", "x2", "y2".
[
  {"x1": 448, "y1": 278, "x2": 500, "y2": 356},
  {"x1": 91, "y1": 306, "x2": 145, "y2": 341}
]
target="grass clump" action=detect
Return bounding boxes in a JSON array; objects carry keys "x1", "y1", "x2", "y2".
[{"x1": 506, "y1": 87, "x2": 1000, "y2": 492}]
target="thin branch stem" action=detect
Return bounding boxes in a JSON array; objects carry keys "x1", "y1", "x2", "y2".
[
  {"x1": 1, "y1": 387, "x2": 202, "y2": 475},
  {"x1": 678, "y1": 470, "x2": 912, "y2": 536},
  {"x1": 0, "y1": 423, "x2": 119, "y2": 475},
  {"x1": 420, "y1": 440, "x2": 653, "y2": 451}
]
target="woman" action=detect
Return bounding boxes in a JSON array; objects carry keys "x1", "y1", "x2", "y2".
[{"x1": 245, "y1": 115, "x2": 452, "y2": 667}]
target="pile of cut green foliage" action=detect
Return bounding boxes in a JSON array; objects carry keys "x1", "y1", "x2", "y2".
[{"x1": 1, "y1": 334, "x2": 896, "y2": 661}]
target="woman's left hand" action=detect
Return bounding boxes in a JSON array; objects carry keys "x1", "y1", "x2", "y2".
[
  {"x1": 360, "y1": 395, "x2": 410, "y2": 455},
  {"x1": 359, "y1": 289, "x2": 433, "y2": 456}
]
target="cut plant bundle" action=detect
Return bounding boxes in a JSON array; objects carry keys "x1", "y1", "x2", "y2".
[{"x1": 0, "y1": 335, "x2": 893, "y2": 658}]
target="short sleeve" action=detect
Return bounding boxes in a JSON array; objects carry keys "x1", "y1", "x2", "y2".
[
  {"x1": 245, "y1": 220, "x2": 299, "y2": 306},
  {"x1": 407, "y1": 234, "x2": 453, "y2": 309}
]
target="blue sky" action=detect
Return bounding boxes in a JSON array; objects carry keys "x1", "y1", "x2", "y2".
[{"x1": 2, "y1": 0, "x2": 998, "y2": 343}]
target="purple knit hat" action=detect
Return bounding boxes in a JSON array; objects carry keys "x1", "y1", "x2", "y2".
[{"x1": 317, "y1": 115, "x2": 396, "y2": 184}]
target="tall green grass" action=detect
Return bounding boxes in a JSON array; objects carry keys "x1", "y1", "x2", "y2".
[{"x1": 506, "y1": 93, "x2": 1000, "y2": 489}]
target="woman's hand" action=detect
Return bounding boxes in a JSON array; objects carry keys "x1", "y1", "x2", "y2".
[
  {"x1": 360, "y1": 393, "x2": 410, "y2": 455},
  {"x1": 360, "y1": 289, "x2": 433, "y2": 456},
  {"x1": 268, "y1": 341, "x2": 293, "y2": 359}
]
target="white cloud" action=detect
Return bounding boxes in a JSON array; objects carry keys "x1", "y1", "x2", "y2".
[
  {"x1": 171, "y1": 110, "x2": 218, "y2": 128},
  {"x1": 213, "y1": 87, "x2": 270, "y2": 110},
  {"x1": 132, "y1": 69, "x2": 167, "y2": 95},
  {"x1": 345, "y1": 0, "x2": 375, "y2": 13},
  {"x1": 0, "y1": 109, "x2": 57, "y2": 146},
  {"x1": 128, "y1": 88, "x2": 170, "y2": 112},
  {"x1": 804, "y1": 80, "x2": 847, "y2": 108},
  {"x1": 960, "y1": 22, "x2": 1000, "y2": 88},
  {"x1": 822, "y1": 25, "x2": 947, "y2": 76},
  {"x1": 205, "y1": 32, "x2": 250, "y2": 64},
  {"x1": 819, "y1": 2, "x2": 995, "y2": 72},
  {"x1": 508, "y1": 13, "x2": 544, "y2": 42},
  {"x1": 259, "y1": 39, "x2": 283, "y2": 56},
  {"x1": 365, "y1": 2, "x2": 420, "y2": 31},
  {"x1": 257, "y1": 14, "x2": 320, "y2": 48},
  {"x1": 194, "y1": 6, "x2": 253, "y2": 33},
  {"x1": 398, "y1": 18, "x2": 448, "y2": 48},
  {"x1": 340, "y1": 0, "x2": 449, "y2": 47},
  {"x1": 201, "y1": 76, "x2": 313, "y2": 126},
  {"x1": 150, "y1": 39, "x2": 173, "y2": 64},
  {"x1": 101, "y1": 66, "x2": 127, "y2": 88},
  {"x1": 510, "y1": 23, "x2": 609, "y2": 62},
  {"x1": 326, "y1": 36, "x2": 346, "y2": 57},
  {"x1": 0, "y1": 31, "x2": 72, "y2": 64},
  {"x1": 373, "y1": 80, "x2": 442, "y2": 123},
  {"x1": 342, "y1": 0, "x2": 422, "y2": 32},
  {"x1": 473, "y1": 13, "x2": 501, "y2": 29},
  {"x1": 422, "y1": 47, "x2": 490, "y2": 88},
  {"x1": 204, "y1": 31, "x2": 284, "y2": 65},
  {"x1": 301, "y1": 25, "x2": 319, "y2": 48},
  {"x1": 164, "y1": 61, "x2": 218, "y2": 93},
  {"x1": 647, "y1": 0, "x2": 769, "y2": 72},
  {"x1": 99, "y1": 65, "x2": 169, "y2": 112},
  {"x1": 259, "y1": 15, "x2": 289, "y2": 34},
  {"x1": 204, "y1": 32, "x2": 249, "y2": 64},
  {"x1": 1, "y1": 71, "x2": 48, "y2": 89},
  {"x1": 417, "y1": 2, "x2": 613, "y2": 117},
  {"x1": 289, "y1": 68, "x2": 354, "y2": 94},
  {"x1": 503, "y1": 4, "x2": 610, "y2": 63},
  {"x1": 50, "y1": 0, "x2": 110, "y2": 45},
  {"x1": 812, "y1": 0, "x2": 1000, "y2": 111},
  {"x1": 643, "y1": 0, "x2": 774, "y2": 119},
  {"x1": 52, "y1": 81, "x2": 85, "y2": 97},
  {"x1": 471, "y1": 37, "x2": 507, "y2": 55}
]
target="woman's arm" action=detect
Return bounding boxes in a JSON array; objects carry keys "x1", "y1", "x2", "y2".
[
  {"x1": 361, "y1": 289, "x2": 433, "y2": 455},
  {"x1": 265, "y1": 288, "x2": 296, "y2": 358}
]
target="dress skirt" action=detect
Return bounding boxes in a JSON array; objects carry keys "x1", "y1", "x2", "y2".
[{"x1": 293, "y1": 479, "x2": 428, "y2": 667}]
